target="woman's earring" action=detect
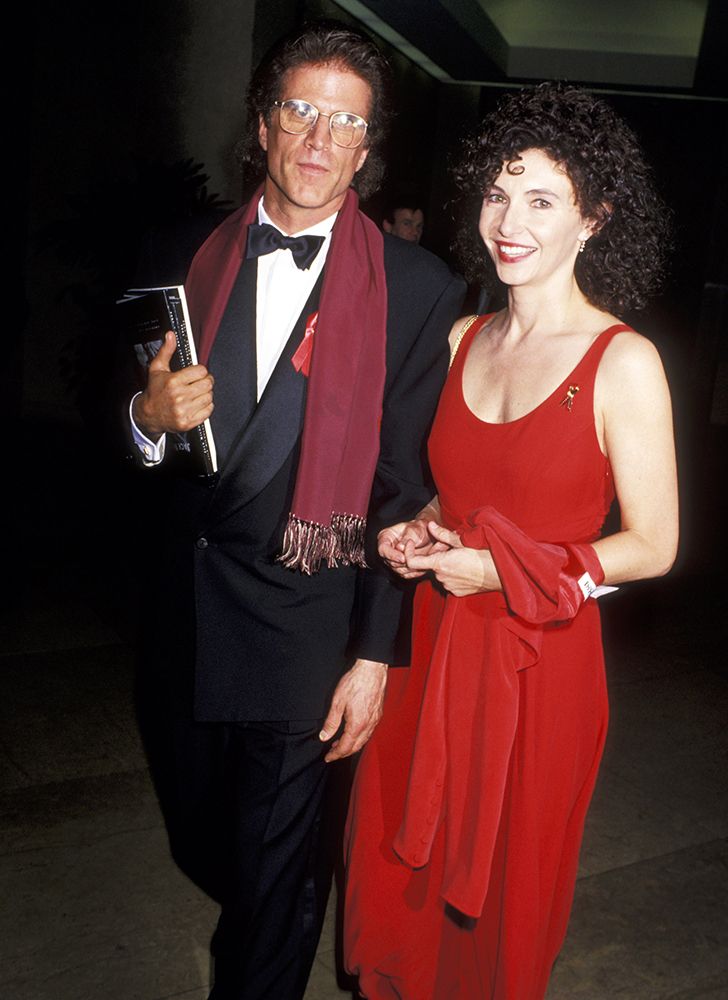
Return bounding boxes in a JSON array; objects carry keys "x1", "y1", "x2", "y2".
[{"x1": 578, "y1": 239, "x2": 587, "y2": 254}]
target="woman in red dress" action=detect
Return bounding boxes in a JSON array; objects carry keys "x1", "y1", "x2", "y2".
[{"x1": 344, "y1": 83, "x2": 678, "y2": 998}]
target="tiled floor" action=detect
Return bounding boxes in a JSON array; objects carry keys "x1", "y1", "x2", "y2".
[{"x1": 2, "y1": 430, "x2": 726, "y2": 999}]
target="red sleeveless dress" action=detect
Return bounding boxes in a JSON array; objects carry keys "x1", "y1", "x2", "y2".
[{"x1": 344, "y1": 319, "x2": 628, "y2": 999}]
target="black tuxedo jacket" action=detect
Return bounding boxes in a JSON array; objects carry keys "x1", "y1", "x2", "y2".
[{"x1": 133, "y1": 213, "x2": 465, "y2": 721}]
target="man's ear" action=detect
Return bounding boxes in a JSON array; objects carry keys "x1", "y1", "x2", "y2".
[
  {"x1": 258, "y1": 114, "x2": 269, "y2": 152},
  {"x1": 382, "y1": 219, "x2": 392, "y2": 234},
  {"x1": 354, "y1": 145, "x2": 369, "y2": 174}
]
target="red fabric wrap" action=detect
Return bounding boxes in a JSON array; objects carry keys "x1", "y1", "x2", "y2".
[
  {"x1": 460, "y1": 507, "x2": 605, "y2": 622},
  {"x1": 184, "y1": 187, "x2": 388, "y2": 573},
  {"x1": 392, "y1": 505, "x2": 605, "y2": 917}
]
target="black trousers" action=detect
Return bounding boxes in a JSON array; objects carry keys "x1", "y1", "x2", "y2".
[{"x1": 140, "y1": 693, "x2": 336, "y2": 1000}]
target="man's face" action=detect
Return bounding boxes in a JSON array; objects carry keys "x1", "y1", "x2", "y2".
[
  {"x1": 383, "y1": 208, "x2": 424, "y2": 243},
  {"x1": 258, "y1": 61, "x2": 371, "y2": 232}
]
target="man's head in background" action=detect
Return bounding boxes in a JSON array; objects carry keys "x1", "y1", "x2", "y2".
[{"x1": 383, "y1": 199, "x2": 424, "y2": 243}]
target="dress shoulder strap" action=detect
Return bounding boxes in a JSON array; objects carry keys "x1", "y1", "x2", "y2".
[{"x1": 572, "y1": 323, "x2": 633, "y2": 381}]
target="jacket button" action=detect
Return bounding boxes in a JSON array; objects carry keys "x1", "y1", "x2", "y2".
[{"x1": 196, "y1": 537, "x2": 208, "y2": 549}]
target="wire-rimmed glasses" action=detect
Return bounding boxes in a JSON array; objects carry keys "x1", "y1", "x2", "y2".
[{"x1": 273, "y1": 99, "x2": 369, "y2": 148}]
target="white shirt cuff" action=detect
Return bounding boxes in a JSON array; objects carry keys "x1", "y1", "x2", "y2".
[{"x1": 129, "y1": 393, "x2": 166, "y2": 465}]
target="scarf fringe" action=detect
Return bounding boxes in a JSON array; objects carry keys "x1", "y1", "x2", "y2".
[{"x1": 278, "y1": 513, "x2": 368, "y2": 575}]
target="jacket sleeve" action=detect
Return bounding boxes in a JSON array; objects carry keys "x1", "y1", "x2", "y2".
[{"x1": 350, "y1": 257, "x2": 466, "y2": 666}]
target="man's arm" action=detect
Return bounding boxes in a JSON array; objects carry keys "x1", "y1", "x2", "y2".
[
  {"x1": 317, "y1": 264, "x2": 464, "y2": 760},
  {"x1": 121, "y1": 213, "x2": 226, "y2": 467},
  {"x1": 352, "y1": 267, "x2": 466, "y2": 665}
]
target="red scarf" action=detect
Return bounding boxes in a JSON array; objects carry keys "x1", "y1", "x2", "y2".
[{"x1": 185, "y1": 186, "x2": 388, "y2": 573}]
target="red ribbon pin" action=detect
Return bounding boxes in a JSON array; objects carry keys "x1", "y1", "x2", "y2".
[{"x1": 291, "y1": 311, "x2": 318, "y2": 377}]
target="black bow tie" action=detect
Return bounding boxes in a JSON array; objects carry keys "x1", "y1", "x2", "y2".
[{"x1": 245, "y1": 222, "x2": 326, "y2": 271}]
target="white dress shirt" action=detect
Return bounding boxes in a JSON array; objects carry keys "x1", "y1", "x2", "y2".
[{"x1": 131, "y1": 198, "x2": 336, "y2": 465}]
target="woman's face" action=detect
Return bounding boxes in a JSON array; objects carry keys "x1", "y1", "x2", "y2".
[{"x1": 479, "y1": 147, "x2": 593, "y2": 291}]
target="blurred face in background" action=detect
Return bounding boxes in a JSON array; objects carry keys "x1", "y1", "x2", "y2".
[{"x1": 384, "y1": 207, "x2": 424, "y2": 243}]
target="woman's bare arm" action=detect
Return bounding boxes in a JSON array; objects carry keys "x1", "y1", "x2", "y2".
[{"x1": 592, "y1": 331, "x2": 679, "y2": 582}]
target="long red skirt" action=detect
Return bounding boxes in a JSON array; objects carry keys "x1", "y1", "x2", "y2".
[{"x1": 344, "y1": 581, "x2": 608, "y2": 999}]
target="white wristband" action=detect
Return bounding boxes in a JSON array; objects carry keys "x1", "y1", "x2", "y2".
[{"x1": 578, "y1": 571, "x2": 619, "y2": 600}]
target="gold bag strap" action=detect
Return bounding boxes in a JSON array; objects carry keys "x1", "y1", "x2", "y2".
[{"x1": 449, "y1": 314, "x2": 479, "y2": 370}]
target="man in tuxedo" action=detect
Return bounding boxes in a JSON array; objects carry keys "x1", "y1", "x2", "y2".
[{"x1": 130, "y1": 20, "x2": 464, "y2": 1000}]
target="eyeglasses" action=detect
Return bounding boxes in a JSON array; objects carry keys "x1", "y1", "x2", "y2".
[{"x1": 273, "y1": 99, "x2": 369, "y2": 149}]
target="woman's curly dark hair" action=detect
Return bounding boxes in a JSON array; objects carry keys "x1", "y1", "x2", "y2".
[
  {"x1": 452, "y1": 82, "x2": 672, "y2": 314},
  {"x1": 239, "y1": 20, "x2": 393, "y2": 201}
]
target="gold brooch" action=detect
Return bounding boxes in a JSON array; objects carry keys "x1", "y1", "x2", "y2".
[{"x1": 560, "y1": 384, "x2": 580, "y2": 411}]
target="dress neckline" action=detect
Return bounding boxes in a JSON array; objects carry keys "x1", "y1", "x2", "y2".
[{"x1": 458, "y1": 322, "x2": 628, "y2": 427}]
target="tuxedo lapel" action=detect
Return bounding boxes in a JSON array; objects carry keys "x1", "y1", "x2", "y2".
[
  {"x1": 207, "y1": 260, "x2": 258, "y2": 465},
  {"x1": 208, "y1": 273, "x2": 324, "y2": 520}
]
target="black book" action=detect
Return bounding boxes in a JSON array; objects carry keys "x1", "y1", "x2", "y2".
[{"x1": 117, "y1": 285, "x2": 218, "y2": 480}]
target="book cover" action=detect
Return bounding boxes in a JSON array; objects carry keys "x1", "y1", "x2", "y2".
[{"x1": 117, "y1": 285, "x2": 218, "y2": 479}]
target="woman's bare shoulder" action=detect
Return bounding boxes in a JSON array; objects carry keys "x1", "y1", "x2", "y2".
[
  {"x1": 601, "y1": 325, "x2": 664, "y2": 373},
  {"x1": 448, "y1": 311, "x2": 502, "y2": 348},
  {"x1": 448, "y1": 314, "x2": 475, "y2": 348},
  {"x1": 597, "y1": 325, "x2": 669, "y2": 408}
]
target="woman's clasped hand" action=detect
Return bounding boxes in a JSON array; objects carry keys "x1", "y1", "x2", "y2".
[{"x1": 378, "y1": 517, "x2": 500, "y2": 596}]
